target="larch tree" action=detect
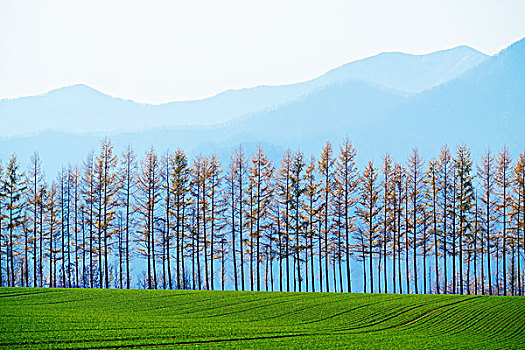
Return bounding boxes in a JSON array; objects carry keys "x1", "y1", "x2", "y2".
[
  {"x1": 391, "y1": 163, "x2": 406, "y2": 294},
  {"x1": 160, "y1": 151, "x2": 172, "y2": 289},
  {"x1": 224, "y1": 158, "x2": 239, "y2": 290},
  {"x1": 46, "y1": 182, "x2": 60, "y2": 288},
  {"x1": 419, "y1": 192, "x2": 432, "y2": 294},
  {"x1": 5, "y1": 154, "x2": 27, "y2": 287},
  {"x1": 37, "y1": 181, "x2": 47, "y2": 287},
  {"x1": 82, "y1": 151, "x2": 97, "y2": 288},
  {"x1": 206, "y1": 155, "x2": 223, "y2": 290},
  {"x1": 289, "y1": 150, "x2": 305, "y2": 292},
  {"x1": 380, "y1": 153, "x2": 394, "y2": 294},
  {"x1": 336, "y1": 139, "x2": 359, "y2": 293},
  {"x1": 137, "y1": 147, "x2": 162, "y2": 289},
  {"x1": 38, "y1": 177, "x2": 47, "y2": 287},
  {"x1": 169, "y1": 149, "x2": 190, "y2": 290},
  {"x1": 438, "y1": 146, "x2": 453, "y2": 294},
  {"x1": 477, "y1": 149, "x2": 497, "y2": 295},
  {"x1": 318, "y1": 142, "x2": 335, "y2": 292},
  {"x1": 96, "y1": 139, "x2": 121, "y2": 288},
  {"x1": 69, "y1": 166, "x2": 81, "y2": 287},
  {"x1": 454, "y1": 145, "x2": 475, "y2": 295},
  {"x1": 407, "y1": 148, "x2": 425, "y2": 294},
  {"x1": 495, "y1": 148, "x2": 513, "y2": 296},
  {"x1": 190, "y1": 155, "x2": 206, "y2": 290},
  {"x1": 331, "y1": 182, "x2": 346, "y2": 292},
  {"x1": 276, "y1": 150, "x2": 293, "y2": 292},
  {"x1": 119, "y1": 146, "x2": 137, "y2": 289},
  {"x1": 426, "y1": 159, "x2": 441, "y2": 293},
  {"x1": 514, "y1": 152, "x2": 525, "y2": 296},
  {"x1": 26, "y1": 152, "x2": 44, "y2": 287},
  {"x1": 58, "y1": 168, "x2": 71, "y2": 288},
  {"x1": 231, "y1": 146, "x2": 248, "y2": 291},
  {"x1": 248, "y1": 147, "x2": 274, "y2": 291},
  {"x1": 0, "y1": 160, "x2": 4, "y2": 287},
  {"x1": 357, "y1": 161, "x2": 382, "y2": 293},
  {"x1": 303, "y1": 156, "x2": 321, "y2": 292}
]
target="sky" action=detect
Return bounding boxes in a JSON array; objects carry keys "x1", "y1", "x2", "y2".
[{"x1": 1, "y1": 0, "x2": 524, "y2": 104}]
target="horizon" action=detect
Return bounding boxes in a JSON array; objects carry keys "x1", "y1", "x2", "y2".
[
  {"x1": 2, "y1": 0, "x2": 525, "y2": 104},
  {"x1": 0, "y1": 39, "x2": 517, "y2": 105}
]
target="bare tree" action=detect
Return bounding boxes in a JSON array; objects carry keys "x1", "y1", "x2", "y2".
[{"x1": 357, "y1": 161, "x2": 382, "y2": 293}]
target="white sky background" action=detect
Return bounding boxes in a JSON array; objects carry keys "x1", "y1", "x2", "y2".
[{"x1": 1, "y1": 0, "x2": 524, "y2": 104}]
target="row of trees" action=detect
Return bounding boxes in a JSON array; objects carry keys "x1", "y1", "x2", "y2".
[{"x1": 0, "y1": 139, "x2": 524, "y2": 296}]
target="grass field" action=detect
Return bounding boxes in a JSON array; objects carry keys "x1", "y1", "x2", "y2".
[{"x1": 0, "y1": 288, "x2": 524, "y2": 349}]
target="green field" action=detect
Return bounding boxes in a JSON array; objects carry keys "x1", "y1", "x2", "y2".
[{"x1": 0, "y1": 288, "x2": 524, "y2": 349}]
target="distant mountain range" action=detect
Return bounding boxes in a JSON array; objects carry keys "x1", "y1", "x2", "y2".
[
  {"x1": 1, "y1": 38, "x2": 523, "y2": 176},
  {"x1": 0, "y1": 45, "x2": 488, "y2": 136}
]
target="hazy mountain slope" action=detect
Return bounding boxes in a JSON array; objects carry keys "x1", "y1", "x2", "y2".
[
  {"x1": 225, "y1": 38, "x2": 524, "y2": 161},
  {"x1": 0, "y1": 46, "x2": 487, "y2": 137},
  {"x1": 315, "y1": 45, "x2": 488, "y2": 93},
  {"x1": 0, "y1": 79, "x2": 403, "y2": 175},
  {"x1": 375, "y1": 37, "x2": 525, "y2": 157},
  {"x1": 1, "y1": 38, "x2": 522, "y2": 177}
]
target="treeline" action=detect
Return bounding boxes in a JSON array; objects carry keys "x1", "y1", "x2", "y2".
[{"x1": 0, "y1": 139, "x2": 524, "y2": 296}]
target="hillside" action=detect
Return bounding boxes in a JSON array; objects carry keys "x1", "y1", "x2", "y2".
[{"x1": 0, "y1": 288, "x2": 523, "y2": 349}]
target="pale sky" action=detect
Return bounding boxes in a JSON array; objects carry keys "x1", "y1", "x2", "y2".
[{"x1": 1, "y1": 0, "x2": 524, "y2": 104}]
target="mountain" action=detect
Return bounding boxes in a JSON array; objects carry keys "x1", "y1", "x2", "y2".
[
  {"x1": 0, "y1": 46, "x2": 487, "y2": 137},
  {"x1": 0, "y1": 80, "x2": 404, "y2": 175},
  {"x1": 171, "y1": 38, "x2": 523, "y2": 162},
  {"x1": 1, "y1": 38, "x2": 523, "y2": 177},
  {"x1": 376, "y1": 36, "x2": 525, "y2": 157},
  {"x1": 312, "y1": 45, "x2": 488, "y2": 93}
]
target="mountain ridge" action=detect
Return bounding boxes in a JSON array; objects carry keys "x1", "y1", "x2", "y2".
[
  {"x1": 1, "y1": 37, "x2": 523, "y2": 177},
  {"x1": 0, "y1": 44, "x2": 489, "y2": 137}
]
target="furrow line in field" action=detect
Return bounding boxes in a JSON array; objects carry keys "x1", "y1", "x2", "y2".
[{"x1": 364, "y1": 296, "x2": 482, "y2": 333}]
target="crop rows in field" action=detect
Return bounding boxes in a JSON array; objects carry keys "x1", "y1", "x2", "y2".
[{"x1": 0, "y1": 288, "x2": 523, "y2": 349}]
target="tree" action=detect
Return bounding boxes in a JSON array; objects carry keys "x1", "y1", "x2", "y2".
[
  {"x1": 206, "y1": 155, "x2": 223, "y2": 290},
  {"x1": 276, "y1": 150, "x2": 293, "y2": 292},
  {"x1": 407, "y1": 148, "x2": 425, "y2": 294},
  {"x1": 190, "y1": 155, "x2": 207, "y2": 290},
  {"x1": 391, "y1": 163, "x2": 405, "y2": 294},
  {"x1": 119, "y1": 146, "x2": 137, "y2": 289},
  {"x1": 4, "y1": 154, "x2": 27, "y2": 287},
  {"x1": 26, "y1": 153, "x2": 44, "y2": 287},
  {"x1": 426, "y1": 159, "x2": 441, "y2": 293},
  {"x1": 46, "y1": 182, "x2": 60, "y2": 287},
  {"x1": 380, "y1": 154, "x2": 393, "y2": 294},
  {"x1": 289, "y1": 151, "x2": 305, "y2": 292},
  {"x1": 336, "y1": 140, "x2": 359, "y2": 293},
  {"x1": 438, "y1": 146, "x2": 454, "y2": 294},
  {"x1": 454, "y1": 145, "x2": 475, "y2": 294},
  {"x1": 161, "y1": 151, "x2": 173, "y2": 289},
  {"x1": 495, "y1": 148, "x2": 513, "y2": 296},
  {"x1": 82, "y1": 151, "x2": 97, "y2": 288},
  {"x1": 169, "y1": 149, "x2": 190, "y2": 290},
  {"x1": 96, "y1": 139, "x2": 121, "y2": 288},
  {"x1": 514, "y1": 152, "x2": 525, "y2": 296},
  {"x1": 231, "y1": 146, "x2": 248, "y2": 291},
  {"x1": 477, "y1": 149, "x2": 497, "y2": 295},
  {"x1": 319, "y1": 142, "x2": 335, "y2": 292},
  {"x1": 248, "y1": 147, "x2": 273, "y2": 291},
  {"x1": 357, "y1": 161, "x2": 382, "y2": 293},
  {"x1": 58, "y1": 169, "x2": 70, "y2": 288},
  {"x1": 224, "y1": 157, "x2": 238, "y2": 290},
  {"x1": 303, "y1": 156, "x2": 321, "y2": 292},
  {"x1": 137, "y1": 147, "x2": 161, "y2": 289},
  {"x1": 0, "y1": 160, "x2": 4, "y2": 287},
  {"x1": 69, "y1": 166, "x2": 81, "y2": 287},
  {"x1": 38, "y1": 176, "x2": 47, "y2": 287}
]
